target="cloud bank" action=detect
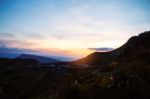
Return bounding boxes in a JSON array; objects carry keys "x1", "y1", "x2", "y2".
[{"x1": 89, "y1": 47, "x2": 114, "y2": 52}]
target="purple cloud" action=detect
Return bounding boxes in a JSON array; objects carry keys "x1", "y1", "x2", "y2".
[{"x1": 89, "y1": 47, "x2": 114, "y2": 51}]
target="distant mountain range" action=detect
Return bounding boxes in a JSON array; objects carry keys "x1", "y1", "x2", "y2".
[
  {"x1": 0, "y1": 46, "x2": 75, "y2": 61},
  {"x1": 73, "y1": 31, "x2": 150, "y2": 66},
  {"x1": 17, "y1": 54, "x2": 60, "y2": 64}
]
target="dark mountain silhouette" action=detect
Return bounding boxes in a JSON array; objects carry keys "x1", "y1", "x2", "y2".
[
  {"x1": 72, "y1": 51, "x2": 117, "y2": 66},
  {"x1": 18, "y1": 54, "x2": 60, "y2": 63},
  {"x1": 118, "y1": 31, "x2": 150, "y2": 61},
  {"x1": 73, "y1": 31, "x2": 150, "y2": 66}
]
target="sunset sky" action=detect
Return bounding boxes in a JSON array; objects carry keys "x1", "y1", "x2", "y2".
[{"x1": 0, "y1": 0, "x2": 150, "y2": 58}]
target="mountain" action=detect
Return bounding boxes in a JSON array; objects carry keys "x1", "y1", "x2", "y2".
[
  {"x1": 0, "y1": 46, "x2": 38, "y2": 58},
  {"x1": 117, "y1": 31, "x2": 150, "y2": 61},
  {"x1": 0, "y1": 52, "x2": 20, "y2": 58},
  {"x1": 0, "y1": 46, "x2": 75, "y2": 61},
  {"x1": 73, "y1": 31, "x2": 150, "y2": 66},
  {"x1": 72, "y1": 51, "x2": 117, "y2": 66},
  {"x1": 18, "y1": 54, "x2": 60, "y2": 63}
]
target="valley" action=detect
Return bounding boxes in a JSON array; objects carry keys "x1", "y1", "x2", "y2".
[{"x1": 0, "y1": 31, "x2": 150, "y2": 99}]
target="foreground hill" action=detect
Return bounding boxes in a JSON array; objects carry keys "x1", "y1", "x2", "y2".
[
  {"x1": 73, "y1": 31, "x2": 150, "y2": 66},
  {"x1": 18, "y1": 54, "x2": 60, "y2": 64},
  {"x1": 63, "y1": 31, "x2": 150, "y2": 99}
]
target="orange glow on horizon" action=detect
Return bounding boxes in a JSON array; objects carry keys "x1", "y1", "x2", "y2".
[{"x1": 36, "y1": 47, "x2": 94, "y2": 58}]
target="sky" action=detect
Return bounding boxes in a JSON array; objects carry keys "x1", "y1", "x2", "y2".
[{"x1": 0, "y1": 0, "x2": 150, "y2": 58}]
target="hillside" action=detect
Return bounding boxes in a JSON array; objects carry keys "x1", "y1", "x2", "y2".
[
  {"x1": 73, "y1": 31, "x2": 150, "y2": 66},
  {"x1": 62, "y1": 31, "x2": 150, "y2": 99}
]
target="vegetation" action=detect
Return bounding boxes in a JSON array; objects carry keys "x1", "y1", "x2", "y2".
[{"x1": 0, "y1": 31, "x2": 150, "y2": 99}]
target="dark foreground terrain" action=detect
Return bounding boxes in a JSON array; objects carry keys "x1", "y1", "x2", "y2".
[{"x1": 0, "y1": 31, "x2": 150, "y2": 99}]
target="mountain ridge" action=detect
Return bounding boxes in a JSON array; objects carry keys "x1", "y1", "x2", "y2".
[
  {"x1": 18, "y1": 54, "x2": 60, "y2": 64},
  {"x1": 73, "y1": 31, "x2": 150, "y2": 66}
]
